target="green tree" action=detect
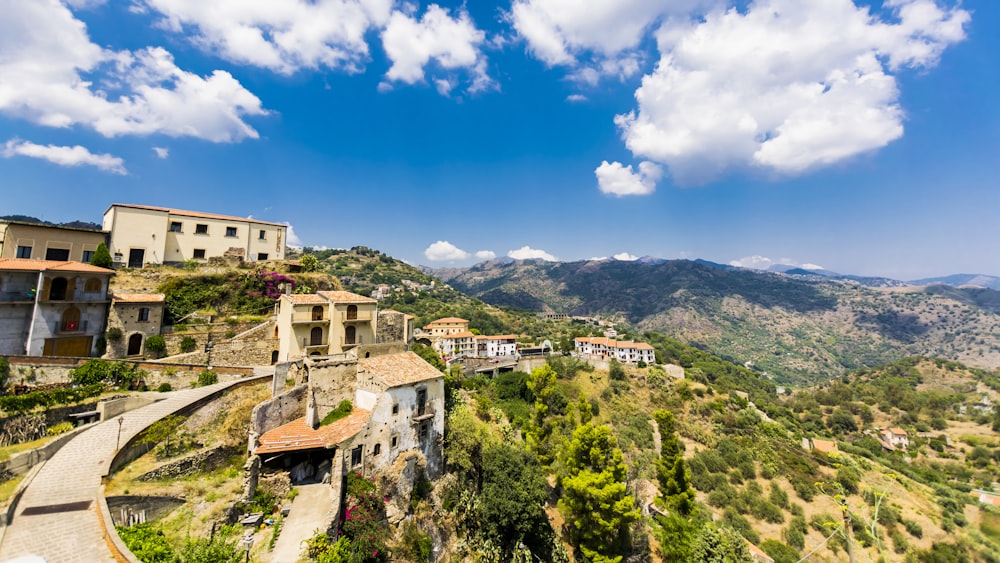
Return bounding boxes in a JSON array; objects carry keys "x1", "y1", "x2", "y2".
[
  {"x1": 690, "y1": 523, "x2": 754, "y2": 562},
  {"x1": 91, "y1": 242, "x2": 113, "y2": 268},
  {"x1": 300, "y1": 254, "x2": 320, "y2": 272},
  {"x1": 558, "y1": 423, "x2": 639, "y2": 562},
  {"x1": 654, "y1": 410, "x2": 695, "y2": 516},
  {"x1": 139, "y1": 415, "x2": 185, "y2": 457},
  {"x1": 525, "y1": 364, "x2": 559, "y2": 464},
  {"x1": 478, "y1": 443, "x2": 553, "y2": 559},
  {"x1": 608, "y1": 359, "x2": 626, "y2": 381},
  {"x1": 410, "y1": 342, "x2": 445, "y2": 372}
]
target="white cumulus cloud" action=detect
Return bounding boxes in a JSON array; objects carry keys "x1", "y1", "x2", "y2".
[
  {"x1": 136, "y1": 0, "x2": 393, "y2": 75},
  {"x1": 507, "y1": 245, "x2": 557, "y2": 261},
  {"x1": 153, "y1": 147, "x2": 169, "y2": 158},
  {"x1": 3, "y1": 139, "x2": 126, "y2": 174},
  {"x1": 475, "y1": 250, "x2": 496, "y2": 260},
  {"x1": 381, "y1": 4, "x2": 491, "y2": 94},
  {"x1": 595, "y1": 160, "x2": 662, "y2": 196},
  {"x1": 284, "y1": 223, "x2": 304, "y2": 248},
  {"x1": 616, "y1": 0, "x2": 970, "y2": 184},
  {"x1": 729, "y1": 255, "x2": 775, "y2": 270},
  {"x1": 424, "y1": 240, "x2": 470, "y2": 261},
  {"x1": 0, "y1": 0, "x2": 266, "y2": 142},
  {"x1": 613, "y1": 252, "x2": 639, "y2": 261}
]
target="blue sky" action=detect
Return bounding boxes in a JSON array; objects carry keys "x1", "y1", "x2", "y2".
[{"x1": 1, "y1": 0, "x2": 996, "y2": 280}]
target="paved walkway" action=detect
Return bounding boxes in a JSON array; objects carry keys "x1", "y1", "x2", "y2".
[
  {"x1": 265, "y1": 483, "x2": 333, "y2": 563},
  {"x1": 0, "y1": 376, "x2": 267, "y2": 563}
]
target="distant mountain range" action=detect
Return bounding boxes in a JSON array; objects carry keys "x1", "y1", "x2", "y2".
[
  {"x1": 425, "y1": 258, "x2": 1000, "y2": 383},
  {"x1": 0, "y1": 215, "x2": 102, "y2": 231}
]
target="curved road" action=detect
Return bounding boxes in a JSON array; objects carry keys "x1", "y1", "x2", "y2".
[{"x1": 0, "y1": 376, "x2": 268, "y2": 563}]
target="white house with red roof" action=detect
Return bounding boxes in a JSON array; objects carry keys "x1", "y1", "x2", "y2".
[
  {"x1": 0, "y1": 258, "x2": 113, "y2": 357},
  {"x1": 574, "y1": 336, "x2": 656, "y2": 364}
]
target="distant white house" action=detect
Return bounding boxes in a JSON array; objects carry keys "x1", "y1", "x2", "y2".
[
  {"x1": 881, "y1": 428, "x2": 909, "y2": 450},
  {"x1": 574, "y1": 336, "x2": 655, "y2": 364}
]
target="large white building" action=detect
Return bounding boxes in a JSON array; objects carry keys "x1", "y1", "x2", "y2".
[
  {"x1": 102, "y1": 204, "x2": 287, "y2": 267},
  {"x1": 574, "y1": 336, "x2": 656, "y2": 364},
  {"x1": 0, "y1": 259, "x2": 113, "y2": 357}
]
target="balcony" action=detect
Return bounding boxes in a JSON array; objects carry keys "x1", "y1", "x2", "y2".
[
  {"x1": 411, "y1": 405, "x2": 436, "y2": 423},
  {"x1": 292, "y1": 315, "x2": 327, "y2": 324},
  {"x1": 341, "y1": 311, "x2": 373, "y2": 323},
  {"x1": 0, "y1": 292, "x2": 35, "y2": 304},
  {"x1": 341, "y1": 336, "x2": 364, "y2": 348}
]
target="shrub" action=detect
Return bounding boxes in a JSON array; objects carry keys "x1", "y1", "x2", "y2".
[
  {"x1": 46, "y1": 421, "x2": 75, "y2": 436},
  {"x1": 0, "y1": 384, "x2": 105, "y2": 413},
  {"x1": 902, "y1": 518, "x2": 923, "y2": 538},
  {"x1": 116, "y1": 524, "x2": 176, "y2": 563},
  {"x1": 105, "y1": 327, "x2": 123, "y2": 342},
  {"x1": 91, "y1": 243, "x2": 113, "y2": 268},
  {"x1": 144, "y1": 335, "x2": 166, "y2": 358},
  {"x1": 179, "y1": 336, "x2": 196, "y2": 353},
  {"x1": 760, "y1": 539, "x2": 799, "y2": 563},
  {"x1": 321, "y1": 400, "x2": 353, "y2": 426},
  {"x1": 156, "y1": 383, "x2": 172, "y2": 393},
  {"x1": 94, "y1": 336, "x2": 107, "y2": 356},
  {"x1": 70, "y1": 359, "x2": 144, "y2": 388},
  {"x1": 196, "y1": 370, "x2": 218, "y2": 387},
  {"x1": 300, "y1": 254, "x2": 320, "y2": 272}
]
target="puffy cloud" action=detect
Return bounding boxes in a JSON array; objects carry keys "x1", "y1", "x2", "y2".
[
  {"x1": 137, "y1": 0, "x2": 393, "y2": 75},
  {"x1": 381, "y1": 5, "x2": 491, "y2": 93},
  {"x1": 153, "y1": 147, "x2": 169, "y2": 158},
  {"x1": 617, "y1": 0, "x2": 969, "y2": 184},
  {"x1": 595, "y1": 160, "x2": 662, "y2": 196},
  {"x1": 729, "y1": 256, "x2": 825, "y2": 271},
  {"x1": 2, "y1": 139, "x2": 126, "y2": 174},
  {"x1": 613, "y1": 252, "x2": 639, "y2": 261},
  {"x1": 0, "y1": 0, "x2": 266, "y2": 142},
  {"x1": 284, "y1": 223, "x2": 304, "y2": 247},
  {"x1": 474, "y1": 250, "x2": 497, "y2": 260},
  {"x1": 509, "y1": 0, "x2": 708, "y2": 80},
  {"x1": 424, "y1": 240, "x2": 470, "y2": 261},
  {"x1": 508, "y1": 245, "x2": 557, "y2": 261}
]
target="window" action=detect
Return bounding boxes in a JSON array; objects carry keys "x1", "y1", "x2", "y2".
[
  {"x1": 83, "y1": 278, "x2": 101, "y2": 292},
  {"x1": 373, "y1": 443, "x2": 381, "y2": 456},
  {"x1": 391, "y1": 435, "x2": 398, "y2": 449},
  {"x1": 416, "y1": 389, "x2": 427, "y2": 416},
  {"x1": 195, "y1": 224, "x2": 208, "y2": 234},
  {"x1": 225, "y1": 226, "x2": 237, "y2": 237},
  {"x1": 45, "y1": 248, "x2": 70, "y2": 261},
  {"x1": 419, "y1": 422, "x2": 429, "y2": 447},
  {"x1": 392, "y1": 403, "x2": 399, "y2": 415},
  {"x1": 81, "y1": 250, "x2": 94, "y2": 263},
  {"x1": 169, "y1": 222, "x2": 182, "y2": 232},
  {"x1": 138, "y1": 307, "x2": 150, "y2": 322},
  {"x1": 257, "y1": 253, "x2": 268, "y2": 261},
  {"x1": 259, "y1": 230, "x2": 266, "y2": 240},
  {"x1": 15, "y1": 246, "x2": 31, "y2": 259},
  {"x1": 351, "y1": 445, "x2": 363, "y2": 467},
  {"x1": 193, "y1": 249, "x2": 206, "y2": 259}
]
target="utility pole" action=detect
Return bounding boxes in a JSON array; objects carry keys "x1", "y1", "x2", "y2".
[{"x1": 843, "y1": 508, "x2": 856, "y2": 563}]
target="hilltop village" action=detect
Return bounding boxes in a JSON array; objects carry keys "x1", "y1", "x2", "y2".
[{"x1": 1, "y1": 204, "x2": 999, "y2": 563}]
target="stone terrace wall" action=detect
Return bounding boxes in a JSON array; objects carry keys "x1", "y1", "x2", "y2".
[
  {"x1": 3, "y1": 356, "x2": 254, "y2": 389},
  {"x1": 251, "y1": 384, "x2": 307, "y2": 436}
]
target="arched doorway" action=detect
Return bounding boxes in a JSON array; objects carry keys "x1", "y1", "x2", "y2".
[
  {"x1": 345, "y1": 325, "x2": 356, "y2": 345},
  {"x1": 346, "y1": 304, "x2": 358, "y2": 320},
  {"x1": 61, "y1": 307, "x2": 81, "y2": 332},
  {"x1": 310, "y1": 327, "x2": 323, "y2": 346},
  {"x1": 311, "y1": 306, "x2": 323, "y2": 321},
  {"x1": 127, "y1": 333, "x2": 143, "y2": 356},
  {"x1": 50, "y1": 277, "x2": 68, "y2": 300}
]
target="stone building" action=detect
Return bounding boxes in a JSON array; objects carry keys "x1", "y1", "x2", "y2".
[
  {"x1": 376, "y1": 309, "x2": 414, "y2": 344},
  {"x1": 249, "y1": 350, "x2": 445, "y2": 526},
  {"x1": 102, "y1": 203, "x2": 287, "y2": 267},
  {"x1": 107, "y1": 293, "x2": 165, "y2": 358},
  {"x1": 276, "y1": 291, "x2": 378, "y2": 361},
  {"x1": 0, "y1": 258, "x2": 113, "y2": 357},
  {"x1": 0, "y1": 220, "x2": 107, "y2": 262}
]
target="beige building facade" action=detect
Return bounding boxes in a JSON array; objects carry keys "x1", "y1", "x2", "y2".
[
  {"x1": 276, "y1": 291, "x2": 378, "y2": 361},
  {"x1": 421, "y1": 317, "x2": 469, "y2": 336},
  {"x1": 0, "y1": 221, "x2": 106, "y2": 262},
  {"x1": 102, "y1": 204, "x2": 287, "y2": 267}
]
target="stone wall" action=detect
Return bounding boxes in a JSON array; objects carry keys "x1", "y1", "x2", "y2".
[
  {"x1": 153, "y1": 337, "x2": 278, "y2": 368},
  {"x1": 376, "y1": 311, "x2": 406, "y2": 344},
  {"x1": 251, "y1": 384, "x2": 307, "y2": 436},
  {"x1": 105, "y1": 496, "x2": 185, "y2": 526},
  {"x1": 3, "y1": 355, "x2": 254, "y2": 389},
  {"x1": 136, "y1": 446, "x2": 240, "y2": 481}
]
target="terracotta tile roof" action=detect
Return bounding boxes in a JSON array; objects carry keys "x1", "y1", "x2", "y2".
[
  {"x1": 425, "y1": 317, "x2": 468, "y2": 325},
  {"x1": 255, "y1": 409, "x2": 371, "y2": 455},
  {"x1": 0, "y1": 258, "x2": 114, "y2": 274},
  {"x1": 283, "y1": 294, "x2": 327, "y2": 304},
  {"x1": 107, "y1": 203, "x2": 287, "y2": 227},
  {"x1": 112, "y1": 293, "x2": 165, "y2": 303},
  {"x1": 474, "y1": 334, "x2": 517, "y2": 340},
  {"x1": 358, "y1": 351, "x2": 444, "y2": 388},
  {"x1": 443, "y1": 331, "x2": 476, "y2": 339},
  {"x1": 317, "y1": 290, "x2": 377, "y2": 303},
  {"x1": 888, "y1": 427, "x2": 907, "y2": 436},
  {"x1": 811, "y1": 439, "x2": 838, "y2": 453},
  {"x1": 574, "y1": 336, "x2": 654, "y2": 350}
]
